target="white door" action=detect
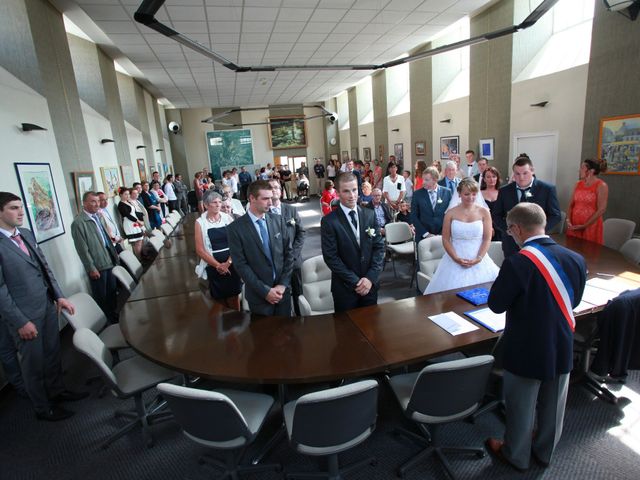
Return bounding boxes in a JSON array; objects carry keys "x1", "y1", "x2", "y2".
[{"x1": 512, "y1": 132, "x2": 558, "y2": 184}]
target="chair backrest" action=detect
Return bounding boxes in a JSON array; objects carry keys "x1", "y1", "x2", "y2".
[
  {"x1": 113, "y1": 265, "x2": 136, "y2": 293},
  {"x1": 72, "y1": 328, "x2": 117, "y2": 388},
  {"x1": 385, "y1": 222, "x2": 413, "y2": 244},
  {"x1": 603, "y1": 218, "x2": 636, "y2": 250},
  {"x1": 119, "y1": 250, "x2": 143, "y2": 280},
  {"x1": 149, "y1": 235, "x2": 165, "y2": 252},
  {"x1": 300, "y1": 255, "x2": 334, "y2": 314},
  {"x1": 548, "y1": 211, "x2": 566, "y2": 235},
  {"x1": 61, "y1": 292, "x2": 108, "y2": 333},
  {"x1": 150, "y1": 230, "x2": 166, "y2": 240},
  {"x1": 620, "y1": 238, "x2": 640, "y2": 265},
  {"x1": 290, "y1": 379, "x2": 378, "y2": 451},
  {"x1": 161, "y1": 222, "x2": 173, "y2": 237},
  {"x1": 417, "y1": 236, "x2": 445, "y2": 279},
  {"x1": 487, "y1": 241, "x2": 504, "y2": 267},
  {"x1": 407, "y1": 355, "x2": 494, "y2": 424},
  {"x1": 157, "y1": 383, "x2": 253, "y2": 447},
  {"x1": 165, "y1": 215, "x2": 178, "y2": 228}
]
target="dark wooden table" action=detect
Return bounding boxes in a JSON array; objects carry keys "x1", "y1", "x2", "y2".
[{"x1": 128, "y1": 255, "x2": 201, "y2": 301}]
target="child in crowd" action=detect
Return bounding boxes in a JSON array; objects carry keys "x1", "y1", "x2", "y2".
[
  {"x1": 321, "y1": 180, "x2": 338, "y2": 216},
  {"x1": 403, "y1": 170, "x2": 413, "y2": 202}
]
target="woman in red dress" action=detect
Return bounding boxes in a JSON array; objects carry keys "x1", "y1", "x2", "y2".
[
  {"x1": 320, "y1": 180, "x2": 338, "y2": 216},
  {"x1": 566, "y1": 159, "x2": 608, "y2": 244},
  {"x1": 414, "y1": 160, "x2": 427, "y2": 191}
]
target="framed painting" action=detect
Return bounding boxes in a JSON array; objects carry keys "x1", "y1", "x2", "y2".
[
  {"x1": 72, "y1": 171, "x2": 96, "y2": 211},
  {"x1": 100, "y1": 166, "x2": 121, "y2": 197},
  {"x1": 394, "y1": 143, "x2": 404, "y2": 163},
  {"x1": 415, "y1": 141, "x2": 426, "y2": 156},
  {"x1": 14, "y1": 163, "x2": 65, "y2": 244},
  {"x1": 479, "y1": 138, "x2": 494, "y2": 161},
  {"x1": 341, "y1": 150, "x2": 349, "y2": 162},
  {"x1": 598, "y1": 114, "x2": 640, "y2": 174},
  {"x1": 268, "y1": 116, "x2": 307, "y2": 149},
  {"x1": 120, "y1": 165, "x2": 135, "y2": 186},
  {"x1": 440, "y1": 136, "x2": 460, "y2": 160},
  {"x1": 378, "y1": 144, "x2": 384, "y2": 161},
  {"x1": 363, "y1": 147, "x2": 371, "y2": 162},
  {"x1": 330, "y1": 153, "x2": 339, "y2": 161},
  {"x1": 351, "y1": 148, "x2": 358, "y2": 161},
  {"x1": 136, "y1": 158, "x2": 147, "y2": 182}
]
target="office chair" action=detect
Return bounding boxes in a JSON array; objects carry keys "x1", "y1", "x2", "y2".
[
  {"x1": 119, "y1": 249, "x2": 143, "y2": 280},
  {"x1": 113, "y1": 265, "x2": 136, "y2": 294},
  {"x1": 388, "y1": 355, "x2": 494, "y2": 479},
  {"x1": 384, "y1": 222, "x2": 416, "y2": 286},
  {"x1": 157, "y1": 383, "x2": 281, "y2": 479},
  {"x1": 284, "y1": 379, "x2": 379, "y2": 479},
  {"x1": 298, "y1": 255, "x2": 334, "y2": 316},
  {"x1": 603, "y1": 218, "x2": 636, "y2": 250}
]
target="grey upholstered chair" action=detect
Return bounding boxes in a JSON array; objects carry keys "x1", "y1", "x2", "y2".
[
  {"x1": 119, "y1": 250, "x2": 143, "y2": 280},
  {"x1": 149, "y1": 234, "x2": 165, "y2": 253},
  {"x1": 157, "y1": 383, "x2": 280, "y2": 479},
  {"x1": 384, "y1": 222, "x2": 416, "y2": 286},
  {"x1": 72, "y1": 328, "x2": 178, "y2": 449},
  {"x1": 416, "y1": 236, "x2": 445, "y2": 293},
  {"x1": 620, "y1": 238, "x2": 640, "y2": 265},
  {"x1": 487, "y1": 240, "x2": 504, "y2": 267},
  {"x1": 160, "y1": 222, "x2": 173, "y2": 237},
  {"x1": 298, "y1": 255, "x2": 334, "y2": 316},
  {"x1": 284, "y1": 379, "x2": 379, "y2": 479},
  {"x1": 112, "y1": 265, "x2": 137, "y2": 294},
  {"x1": 388, "y1": 355, "x2": 494, "y2": 479},
  {"x1": 603, "y1": 218, "x2": 636, "y2": 250}
]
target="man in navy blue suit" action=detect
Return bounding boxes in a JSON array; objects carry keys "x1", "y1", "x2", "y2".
[
  {"x1": 491, "y1": 155, "x2": 561, "y2": 257},
  {"x1": 411, "y1": 166, "x2": 453, "y2": 241},
  {"x1": 321, "y1": 172, "x2": 385, "y2": 313},
  {"x1": 486, "y1": 203, "x2": 587, "y2": 471}
]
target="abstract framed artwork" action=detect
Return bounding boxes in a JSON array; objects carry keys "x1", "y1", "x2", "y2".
[
  {"x1": 598, "y1": 114, "x2": 640, "y2": 174},
  {"x1": 394, "y1": 143, "x2": 404, "y2": 163},
  {"x1": 136, "y1": 158, "x2": 147, "y2": 182},
  {"x1": 72, "y1": 171, "x2": 96, "y2": 211},
  {"x1": 479, "y1": 138, "x2": 495, "y2": 161},
  {"x1": 268, "y1": 116, "x2": 307, "y2": 149},
  {"x1": 120, "y1": 165, "x2": 135, "y2": 186},
  {"x1": 14, "y1": 162, "x2": 65, "y2": 244},
  {"x1": 415, "y1": 141, "x2": 426, "y2": 156},
  {"x1": 440, "y1": 136, "x2": 460, "y2": 160},
  {"x1": 100, "y1": 166, "x2": 121, "y2": 197},
  {"x1": 363, "y1": 147, "x2": 372, "y2": 162}
]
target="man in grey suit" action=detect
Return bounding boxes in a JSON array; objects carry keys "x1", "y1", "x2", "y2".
[
  {"x1": 0, "y1": 192, "x2": 86, "y2": 421},
  {"x1": 228, "y1": 180, "x2": 294, "y2": 316}
]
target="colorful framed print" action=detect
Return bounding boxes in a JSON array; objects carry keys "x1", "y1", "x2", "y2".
[
  {"x1": 100, "y1": 166, "x2": 121, "y2": 197},
  {"x1": 268, "y1": 116, "x2": 307, "y2": 149},
  {"x1": 479, "y1": 138, "x2": 494, "y2": 161},
  {"x1": 598, "y1": 114, "x2": 640, "y2": 174},
  {"x1": 363, "y1": 147, "x2": 372, "y2": 162},
  {"x1": 136, "y1": 158, "x2": 147, "y2": 182},
  {"x1": 72, "y1": 171, "x2": 96, "y2": 212},
  {"x1": 394, "y1": 143, "x2": 404, "y2": 163},
  {"x1": 440, "y1": 136, "x2": 460, "y2": 160},
  {"x1": 120, "y1": 165, "x2": 135, "y2": 186},
  {"x1": 415, "y1": 141, "x2": 426, "y2": 156},
  {"x1": 14, "y1": 163, "x2": 65, "y2": 244}
]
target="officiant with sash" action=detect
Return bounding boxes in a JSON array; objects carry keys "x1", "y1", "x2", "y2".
[{"x1": 485, "y1": 203, "x2": 586, "y2": 472}]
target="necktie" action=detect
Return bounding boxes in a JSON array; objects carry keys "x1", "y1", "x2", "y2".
[
  {"x1": 11, "y1": 233, "x2": 30, "y2": 257},
  {"x1": 348, "y1": 210, "x2": 358, "y2": 230},
  {"x1": 257, "y1": 218, "x2": 273, "y2": 262},
  {"x1": 429, "y1": 190, "x2": 437, "y2": 209},
  {"x1": 518, "y1": 188, "x2": 530, "y2": 203},
  {"x1": 448, "y1": 179, "x2": 454, "y2": 191},
  {"x1": 92, "y1": 214, "x2": 110, "y2": 247}
]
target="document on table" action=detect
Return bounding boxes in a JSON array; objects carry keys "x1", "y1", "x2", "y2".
[
  {"x1": 581, "y1": 284, "x2": 620, "y2": 306},
  {"x1": 464, "y1": 308, "x2": 506, "y2": 333},
  {"x1": 429, "y1": 312, "x2": 479, "y2": 336},
  {"x1": 586, "y1": 276, "x2": 639, "y2": 294},
  {"x1": 573, "y1": 300, "x2": 596, "y2": 314}
]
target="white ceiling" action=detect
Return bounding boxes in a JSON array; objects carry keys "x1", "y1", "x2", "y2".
[{"x1": 62, "y1": 0, "x2": 493, "y2": 109}]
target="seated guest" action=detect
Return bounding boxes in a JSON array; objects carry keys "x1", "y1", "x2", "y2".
[
  {"x1": 321, "y1": 180, "x2": 338, "y2": 216},
  {"x1": 396, "y1": 200, "x2": 411, "y2": 224},
  {"x1": 481, "y1": 166, "x2": 503, "y2": 240},
  {"x1": 359, "y1": 181, "x2": 373, "y2": 206},
  {"x1": 195, "y1": 190, "x2": 242, "y2": 311},
  {"x1": 221, "y1": 186, "x2": 245, "y2": 215},
  {"x1": 220, "y1": 198, "x2": 241, "y2": 220},
  {"x1": 411, "y1": 166, "x2": 453, "y2": 240},
  {"x1": 140, "y1": 181, "x2": 162, "y2": 230},
  {"x1": 366, "y1": 188, "x2": 393, "y2": 236},
  {"x1": 566, "y1": 158, "x2": 608, "y2": 245},
  {"x1": 117, "y1": 188, "x2": 145, "y2": 259},
  {"x1": 438, "y1": 160, "x2": 461, "y2": 192}
]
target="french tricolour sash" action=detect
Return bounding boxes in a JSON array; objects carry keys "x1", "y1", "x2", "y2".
[{"x1": 519, "y1": 243, "x2": 576, "y2": 332}]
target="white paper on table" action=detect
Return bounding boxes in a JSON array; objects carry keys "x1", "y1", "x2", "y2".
[
  {"x1": 429, "y1": 312, "x2": 479, "y2": 336},
  {"x1": 464, "y1": 308, "x2": 506, "y2": 333},
  {"x1": 581, "y1": 284, "x2": 620, "y2": 307},
  {"x1": 573, "y1": 300, "x2": 596, "y2": 314},
  {"x1": 586, "y1": 277, "x2": 639, "y2": 295}
]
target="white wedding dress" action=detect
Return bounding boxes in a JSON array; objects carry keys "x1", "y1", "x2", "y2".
[{"x1": 424, "y1": 220, "x2": 499, "y2": 295}]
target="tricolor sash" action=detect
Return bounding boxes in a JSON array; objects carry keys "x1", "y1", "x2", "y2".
[{"x1": 519, "y1": 243, "x2": 576, "y2": 332}]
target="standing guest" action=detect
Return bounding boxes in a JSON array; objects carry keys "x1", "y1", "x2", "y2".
[
  {"x1": 71, "y1": 191, "x2": 119, "y2": 324},
  {"x1": 486, "y1": 203, "x2": 587, "y2": 472},
  {"x1": 321, "y1": 180, "x2": 338, "y2": 216},
  {"x1": 372, "y1": 159, "x2": 384, "y2": 189},
  {"x1": 327, "y1": 159, "x2": 337, "y2": 183},
  {"x1": 411, "y1": 166, "x2": 453, "y2": 240},
  {"x1": 221, "y1": 170, "x2": 233, "y2": 191},
  {"x1": 97, "y1": 192, "x2": 124, "y2": 254},
  {"x1": 382, "y1": 162, "x2": 405, "y2": 211},
  {"x1": 195, "y1": 190, "x2": 242, "y2": 311},
  {"x1": 335, "y1": 159, "x2": 342, "y2": 174},
  {"x1": 313, "y1": 158, "x2": 325, "y2": 196},
  {"x1": 228, "y1": 180, "x2": 294, "y2": 316},
  {"x1": 238, "y1": 166, "x2": 252, "y2": 201},
  {"x1": 474, "y1": 157, "x2": 489, "y2": 189},
  {"x1": 259, "y1": 167, "x2": 270, "y2": 180},
  {"x1": 194, "y1": 172, "x2": 204, "y2": 213},
  {"x1": 414, "y1": 160, "x2": 427, "y2": 191},
  {"x1": 492, "y1": 155, "x2": 561, "y2": 257},
  {"x1": 438, "y1": 160, "x2": 461, "y2": 192},
  {"x1": 117, "y1": 188, "x2": 145, "y2": 259},
  {"x1": 366, "y1": 188, "x2": 393, "y2": 236},
  {"x1": 280, "y1": 164, "x2": 292, "y2": 200},
  {"x1": 264, "y1": 163, "x2": 274, "y2": 178},
  {"x1": 362, "y1": 162, "x2": 373, "y2": 184},
  {"x1": 229, "y1": 167, "x2": 240, "y2": 198},
  {"x1": 464, "y1": 149, "x2": 480, "y2": 177},
  {"x1": 151, "y1": 171, "x2": 161, "y2": 184},
  {"x1": 359, "y1": 181, "x2": 373, "y2": 207},
  {"x1": 481, "y1": 166, "x2": 503, "y2": 240},
  {"x1": 269, "y1": 179, "x2": 306, "y2": 316},
  {"x1": 150, "y1": 180, "x2": 168, "y2": 220},
  {"x1": 321, "y1": 173, "x2": 385, "y2": 313},
  {"x1": 221, "y1": 198, "x2": 241, "y2": 220},
  {"x1": 431, "y1": 159, "x2": 442, "y2": 174},
  {"x1": 131, "y1": 182, "x2": 150, "y2": 231},
  {"x1": 403, "y1": 170, "x2": 414, "y2": 203},
  {"x1": 163, "y1": 174, "x2": 178, "y2": 213},
  {"x1": 566, "y1": 159, "x2": 608, "y2": 245},
  {"x1": 221, "y1": 186, "x2": 246, "y2": 215},
  {"x1": 0, "y1": 192, "x2": 87, "y2": 421},
  {"x1": 173, "y1": 174, "x2": 189, "y2": 214},
  {"x1": 140, "y1": 181, "x2": 162, "y2": 230}
]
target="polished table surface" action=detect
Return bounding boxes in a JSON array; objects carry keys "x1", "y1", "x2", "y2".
[{"x1": 122, "y1": 228, "x2": 640, "y2": 384}]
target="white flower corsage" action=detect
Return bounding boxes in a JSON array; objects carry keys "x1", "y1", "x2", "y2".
[
  {"x1": 365, "y1": 227, "x2": 376, "y2": 238},
  {"x1": 288, "y1": 218, "x2": 296, "y2": 226},
  {"x1": 525, "y1": 191, "x2": 533, "y2": 199},
  {"x1": 436, "y1": 198, "x2": 443, "y2": 204}
]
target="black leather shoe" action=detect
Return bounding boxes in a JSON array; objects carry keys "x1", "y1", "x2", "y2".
[
  {"x1": 52, "y1": 390, "x2": 90, "y2": 403},
  {"x1": 36, "y1": 406, "x2": 75, "y2": 421}
]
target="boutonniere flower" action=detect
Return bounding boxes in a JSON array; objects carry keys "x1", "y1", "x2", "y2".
[
  {"x1": 288, "y1": 218, "x2": 296, "y2": 226},
  {"x1": 525, "y1": 191, "x2": 533, "y2": 199},
  {"x1": 365, "y1": 227, "x2": 376, "y2": 238},
  {"x1": 436, "y1": 198, "x2": 443, "y2": 204}
]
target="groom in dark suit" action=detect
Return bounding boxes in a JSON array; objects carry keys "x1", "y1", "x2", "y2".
[
  {"x1": 486, "y1": 203, "x2": 586, "y2": 471},
  {"x1": 411, "y1": 166, "x2": 453, "y2": 241},
  {"x1": 492, "y1": 155, "x2": 561, "y2": 257},
  {"x1": 321, "y1": 172, "x2": 385, "y2": 313},
  {"x1": 228, "y1": 180, "x2": 294, "y2": 316}
]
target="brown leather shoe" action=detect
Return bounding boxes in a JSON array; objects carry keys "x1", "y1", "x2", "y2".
[{"x1": 484, "y1": 438, "x2": 527, "y2": 472}]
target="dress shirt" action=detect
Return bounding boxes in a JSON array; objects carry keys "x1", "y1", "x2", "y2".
[
  {"x1": 99, "y1": 207, "x2": 121, "y2": 240},
  {"x1": 516, "y1": 180, "x2": 535, "y2": 202},
  {"x1": 247, "y1": 209, "x2": 267, "y2": 241}
]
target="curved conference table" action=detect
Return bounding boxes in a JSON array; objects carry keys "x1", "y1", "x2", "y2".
[{"x1": 120, "y1": 232, "x2": 640, "y2": 385}]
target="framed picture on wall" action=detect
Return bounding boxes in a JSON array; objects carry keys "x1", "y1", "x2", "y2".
[
  {"x1": 72, "y1": 171, "x2": 96, "y2": 212},
  {"x1": 100, "y1": 166, "x2": 121, "y2": 197},
  {"x1": 479, "y1": 138, "x2": 494, "y2": 161},
  {"x1": 136, "y1": 158, "x2": 147, "y2": 182},
  {"x1": 394, "y1": 143, "x2": 404, "y2": 163},
  {"x1": 268, "y1": 116, "x2": 307, "y2": 149},
  {"x1": 330, "y1": 153, "x2": 339, "y2": 162},
  {"x1": 351, "y1": 148, "x2": 358, "y2": 161},
  {"x1": 120, "y1": 165, "x2": 135, "y2": 186},
  {"x1": 342, "y1": 150, "x2": 349, "y2": 162},
  {"x1": 440, "y1": 136, "x2": 460, "y2": 159},
  {"x1": 378, "y1": 144, "x2": 384, "y2": 161},
  {"x1": 14, "y1": 163, "x2": 65, "y2": 244},
  {"x1": 363, "y1": 147, "x2": 371, "y2": 162},
  {"x1": 598, "y1": 114, "x2": 640, "y2": 174},
  {"x1": 415, "y1": 141, "x2": 426, "y2": 156}
]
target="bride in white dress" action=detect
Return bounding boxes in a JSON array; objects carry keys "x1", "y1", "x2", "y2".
[{"x1": 424, "y1": 178, "x2": 499, "y2": 295}]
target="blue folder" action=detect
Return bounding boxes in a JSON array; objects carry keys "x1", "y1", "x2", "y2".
[{"x1": 456, "y1": 287, "x2": 490, "y2": 306}]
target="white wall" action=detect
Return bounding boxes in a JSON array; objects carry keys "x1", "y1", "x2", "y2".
[
  {"x1": 510, "y1": 65, "x2": 589, "y2": 208},
  {"x1": 304, "y1": 106, "x2": 326, "y2": 195},
  {"x1": 240, "y1": 108, "x2": 272, "y2": 166},
  {"x1": 82, "y1": 101, "x2": 119, "y2": 191},
  {"x1": 358, "y1": 122, "x2": 374, "y2": 160},
  {"x1": 125, "y1": 121, "x2": 145, "y2": 181},
  {"x1": 388, "y1": 112, "x2": 412, "y2": 170},
  {"x1": 432, "y1": 96, "x2": 470, "y2": 167}
]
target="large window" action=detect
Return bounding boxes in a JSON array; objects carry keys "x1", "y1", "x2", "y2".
[
  {"x1": 357, "y1": 76, "x2": 374, "y2": 125},
  {"x1": 336, "y1": 91, "x2": 350, "y2": 131},
  {"x1": 432, "y1": 17, "x2": 470, "y2": 104},
  {"x1": 387, "y1": 60, "x2": 410, "y2": 117}
]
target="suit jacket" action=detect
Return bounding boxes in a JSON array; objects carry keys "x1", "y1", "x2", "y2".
[
  {"x1": 71, "y1": 212, "x2": 118, "y2": 273},
  {"x1": 463, "y1": 161, "x2": 480, "y2": 178},
  {"x1": 411, "y1": 186, "x2": 453, "y2": 240},
  {"x1": 0, "y1": 228, "x2": 64, "y2": 331},
  {"x1": 473, "y1": 172, "x2": 486, "y2": 190},
  {"x1": 320, "y1": 206, "x2": 385, "y2": 303},
  {"x1": 491, "y1": 179, "x2": 561, "y2": 256},
  {"x1": 365, "y1": 202, "x2": 393, "y2": 227},
  {"x1": 438, "y1": 176, "x2": 460, "y2": 191},
  {"x1": 488, "y1": 237, "x2": 586, "y2": 380},
  {"x1": 228, "y1": 212, "x2": 294, "y2": 313},
  {"x1": 278, "y1": 203, "x2": 306, "y2": 269}
]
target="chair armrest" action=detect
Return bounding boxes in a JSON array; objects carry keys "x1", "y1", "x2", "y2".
[{"x1": 417, "y1": 271, "x2": 430, "y2": 294}]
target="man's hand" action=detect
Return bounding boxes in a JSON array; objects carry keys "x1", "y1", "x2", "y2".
[
  {"x1": 89, "y1": 270, "x2": 101, "y2": 280},
  {"x1": 265, "y1": 286, "x2": 284, "y2": 304},
  {"x1": 355, "y1": 277, "x2": 372, "y2": 296},
  {"x1": 56, "y1": 298, "x2": 75, "y2": 315},
  {"x1": 18, "y1": 321, "x2": 38, "y2": 340}
]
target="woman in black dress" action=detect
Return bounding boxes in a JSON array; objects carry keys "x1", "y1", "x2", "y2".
[
  {"x1": 117, "y1": 188, "x2": 145, "y2": 258},
  {"x1": 481, "y1": 166, "x2": 502, "y2": 241}
]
